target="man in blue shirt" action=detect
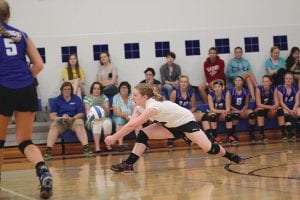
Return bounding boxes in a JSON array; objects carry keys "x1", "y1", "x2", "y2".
[{"x1": 44, "y1": 82, "x2": 93, "y2": 160}]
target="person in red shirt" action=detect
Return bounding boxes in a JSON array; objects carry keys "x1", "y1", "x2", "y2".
[{"x1": 198, "y1": 47, "x2": 226, "y2": 103}]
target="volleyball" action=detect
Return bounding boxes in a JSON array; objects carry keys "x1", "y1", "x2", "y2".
[{"x1": 87, "y1": 105, "x2": 105, "y2": 123}]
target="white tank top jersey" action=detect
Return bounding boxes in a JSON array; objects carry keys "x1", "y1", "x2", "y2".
[{"x1": 137, "y1": 98, "x2": 195, "y2": 128}]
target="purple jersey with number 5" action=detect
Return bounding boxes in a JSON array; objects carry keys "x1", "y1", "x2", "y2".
[{"x1": 0, "y1": 24, "x2": 34, "y2": 88}]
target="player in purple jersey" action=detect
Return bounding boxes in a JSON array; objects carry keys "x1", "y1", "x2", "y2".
[
  {"x1": 277, "y1": 72, "x2": 300, "y2": 140},
  {"x1": 207, "y1": 80, "x2": 234, "y2": 144},
  {"x1": 255, "y1": 75, "x2": 286, "y2": 143},
  {"x1": 227, "y1": 76, "x2": 256, "y2": 144},
  {"x1": 0, "y1": 1, "x2": 52, "y2": 198},
  {"x1": 169, "y1": 75, "x2": 210, "y2": 147}
]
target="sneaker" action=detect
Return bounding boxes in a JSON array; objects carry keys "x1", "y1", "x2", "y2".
[
  {"x1": 291, "y1": 135, "x2": 297, "y2": 141},
  {"x1": 229, "y1": 154, "x2": 245, "y2": 164},
  {"x1": 214, "y1": 135, "x2": 222, "y2": 144},
  {"x1": 228, "y1": 136, "x2": 238, "y2": 145},
  {"x1": 111, "y1": 161, "x2": 134, "y2": 173},
  {"x1": 281, "y1": 135, "x2": 288, "y2": 142},
  {"x1": 39, "y1": 172, "x2": 53, "y2": 199},
  {"x1": 43, "y1": 148, "x2": 52, "y2": 161},
  {"x1": 83, "y1": 145, "x2": 94, "y2": 157}
]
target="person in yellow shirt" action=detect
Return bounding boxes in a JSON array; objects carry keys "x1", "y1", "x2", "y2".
[{"x1": 62, "y1": 53, "x2": 85, "y2": 99}]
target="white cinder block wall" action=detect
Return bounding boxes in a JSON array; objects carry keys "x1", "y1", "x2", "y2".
[{"x1": 6, "y1": 0, "x2": 300, "y2": 106}]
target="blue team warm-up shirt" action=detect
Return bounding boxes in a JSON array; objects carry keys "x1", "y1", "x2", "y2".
[
  {"x1": 208, "y1": 90, "x2": 226, "y2": 110},
  {"x1": 258, "y1": 85, "x2": 276, "y2": 106},
  {"x1": 277, "y1": 85, "x2": 298, "y2": 110},
  {"x1": 50, "y1": 95, "x2": 84, "y2": 117},
  {"x1": 228, "y1": 87, "x2": 249, "y2": 110},
  {"x1": 0, "y1": 24, "x2": 34, "y2": 88},
  {"x1": 174, "y1": 88, "x2": 193, "y2": 110}
]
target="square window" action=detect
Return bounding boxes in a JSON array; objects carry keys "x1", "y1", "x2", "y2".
[
  {"x1": 61, "y1": 46, "x2": 77, "y2": 62},
  {"x1": 185, "y1": 40, "x2": 200, "y2": 56},
  {"x1": 273, "y1": 35, "x2": 288, "y2": 51},
  {"x1": 244, "y1": 37, "x2": 259, "y2": 53},
  {"x1": 155, "y1": 41, "x2": 170, "y2": 57},
  {"x1": 37, "y1": 47, "x2": 46, "y2": 63},
  {"x1": 215, "y1": 38, "x2": 230, "y2": 54},
  {"x1": 93, "y1": 44, "x2": 109, "y2": 61},
  {"x1": 124, "y1": 43, "x2": 140, "y2": 59}
]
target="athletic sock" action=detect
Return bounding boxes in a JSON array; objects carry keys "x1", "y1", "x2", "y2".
[{"x1": 125, "y1": 153, "x2": 139, "y2": 165}]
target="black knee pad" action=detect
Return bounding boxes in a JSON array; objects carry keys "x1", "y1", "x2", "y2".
[
  {"x1": 232, "y1": 113, "x2": 241, "y2": 120},
  {"x1": 276, "y1": 108, "x2": 284, "y2": 116},
  {"x1": 136, "y1": 130, "x2": 149, "y2": 146},
  {"x1": 257, "y1": 109, "x2": 265, "y2": 117},
  {"x1": 225, "y1": 114, "x2": 232, "y2": 122},
  {"x1": 201, "y1": 113, "x2": 210, "y2": 122},
  {"x1": 18, "y1": 140, "x2": 33, "y2": 155},
  {"x1": 207, "y1": 143, "x2": 221, "y2": 155},
  {"x1": 248, "y1": 112, "x2": 256, "y2": 120},
  {"x1": 209, "y1": 114, "x2": 217, "y2": 122},
  {"x1": 0, "y1": 140, "x2": 5, "y2": 148}
]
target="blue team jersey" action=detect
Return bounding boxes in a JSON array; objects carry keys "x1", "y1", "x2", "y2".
[
  {"x1": 174, "y1": 88, "x2": 193, "y2": 109},
  {"x1": 0, "y1": 24, "x2": 34, "y2": 88},
  {"x1": 277, "y1": 85, "x2": 298, "y2": 110},
  {"x1": 229, "y1": 87, "x2": 249, "y2": 110},
  {"x1": 258, "y1": 85, "x2": 275, "y2": 106},
  {"x1": 208, "y1": 90, "x2": 226, "y2": 110}
]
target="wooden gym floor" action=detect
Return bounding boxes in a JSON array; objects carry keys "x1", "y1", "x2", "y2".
[{"x1": 1, "y1": 141, "x2": 300, "y2": 200}]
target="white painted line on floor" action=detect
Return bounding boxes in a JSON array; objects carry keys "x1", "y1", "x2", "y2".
[{"x1": 0, "y1": 186, "x2": 38, "y2": 200}]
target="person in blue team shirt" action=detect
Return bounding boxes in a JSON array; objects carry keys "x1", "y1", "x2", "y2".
[
  {"x1": 0, "y1": 1, "x2": 52, "y2": 198},
  {"x1": 255, "y1": 75, "x2": 286, "y2": 143},
  {"x1": 227, "y1": 76, "x2": 256, "y2": 144},
  {"x1": 169, "y1": 75, "x2": 210, "y2": 148},
  {"x1": 277, "y1": 72, "x2": 300, "y2": 140},
  {"x1": 226, "y1": 47, "x2": 258, "y2": 101},
  {"x1": 44, "y1": 82, "x2": 93, "y2": 160},
  {"x1": 207, "y1": 80, "x2": 234, "y2": 144}
]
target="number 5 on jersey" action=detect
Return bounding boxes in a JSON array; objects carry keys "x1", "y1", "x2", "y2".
[{"x1": 4, "y1": 38, "x2": 17, "y2": 56}]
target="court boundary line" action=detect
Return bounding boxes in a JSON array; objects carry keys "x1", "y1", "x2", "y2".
[{"x1": 0, "y1": 186, "x2": 38, "y2": 200}]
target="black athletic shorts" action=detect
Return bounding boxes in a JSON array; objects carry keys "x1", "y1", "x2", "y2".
[
  {"x1": 165, "y1": 121, "x2": 201, "y2": 139},
  {"x1": 0, "y1": 84, "x2": 38, "y2": 117}
]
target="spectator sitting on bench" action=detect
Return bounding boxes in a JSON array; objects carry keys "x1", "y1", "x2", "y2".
[
  {"x1": 168, "y1": 75, "x2": 211, "y2": 148},
  {"x1": 44, "y1": 82, "x2": 93, "y2": 160},
  {"x1": 198, "y1": 47, "x2": 226, "y2": 103},
  {"x1": 227, "y1": 76, "x2": 256, "y2": 144},
  {"x1": 83, "y1": 81, "x2": 113, "y2": 153},
  {"x1": 207, "y1": 80, "x2": 233, "y2": 144},
  {"x1": 112, "y1": 81, "x2": 135, "y2": 152},
  {"x1": 255, "y1": 75, "x2": 285, "y2": 143},
  {"x1": 277, "y1": 72, "x2": 300, "y2": 141}
]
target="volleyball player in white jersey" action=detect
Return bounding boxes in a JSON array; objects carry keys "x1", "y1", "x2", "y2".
[{"x1": 105, "y1": 83, "x2": 243, "y2": 172}]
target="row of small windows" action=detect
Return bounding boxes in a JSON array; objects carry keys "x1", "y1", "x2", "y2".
[{"x1": 37, "y1": 35, "x2": 288, "y2": 63}]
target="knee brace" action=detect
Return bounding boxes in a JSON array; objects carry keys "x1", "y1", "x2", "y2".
[
  {"x1": 209, "y1": 114, "x2": 217, "y2": 122},
  {"x1": 248, "y1": 112, "x2": 256, "y2": 120},
  {"x1": 136, "y1": 130, "x2": 149, "y2": 146},
  {"x1": 207, "y1": 143, "x2": 221, "y2": 155},
  {"x1": 0, "y1": 140, "x2": 5, "y2": 148},
  {"x1": 257, "y1": 109, "x2": 265, "y2": 117},
  {"x1": 232, "y1": 113, "x2": 241, "y2": 120},
  {"x1": 225, "y1": 114, "x2": 232, "y2": 122},
  {"x1": 276, "y1": 108, "x2": 284, "y2": 116},
  {"x1": 18, "y1": 140, "x2": 33, "y2": 155},
  {"x1": 201, "y1": 113, "x2": 210, "y2": 122}
]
